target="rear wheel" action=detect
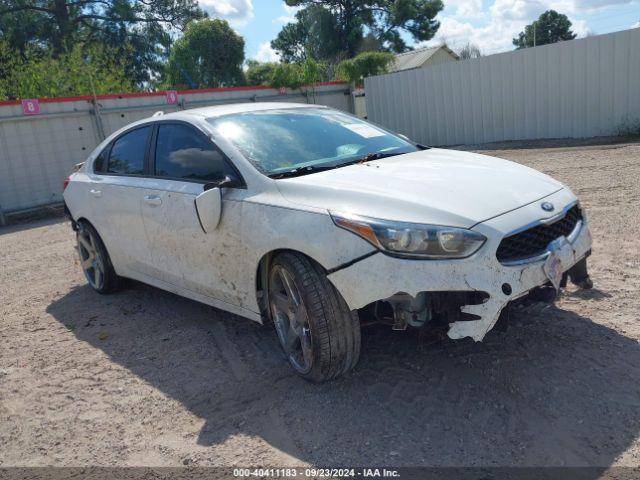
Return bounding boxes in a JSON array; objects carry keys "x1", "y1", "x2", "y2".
[
  {"x1": 268, "y1": 252, "x2": 360, "y2": 382},
  {"x1": 76, "y1": 221, "x2": 120, "y2": 294}
]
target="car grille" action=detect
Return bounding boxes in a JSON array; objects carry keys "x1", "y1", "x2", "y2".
[{"x1": 496, "y1": 205, "x2": 583, "y2": 264}]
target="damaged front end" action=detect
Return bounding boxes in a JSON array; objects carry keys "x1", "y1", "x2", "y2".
[
  {"x1": 359, "y1": 291, "x2": 489, "y2": 331},
  {"x1": 356, "y1": 255, "x2": 592, "y2": 338},
  {"x1": 327, "y1": 190, "x2": 594, "y2": 342}
]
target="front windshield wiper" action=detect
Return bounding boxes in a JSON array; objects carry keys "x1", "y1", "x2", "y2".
[
  {"x1": 268, "y1": 164, "x2": 338, "y2": 179},
  {"x1": 268, "y1": 150, "x2": 405, "y2": 179},
  {"x1": 351, "y1": 151, "x2": 404, "y2": 163}
]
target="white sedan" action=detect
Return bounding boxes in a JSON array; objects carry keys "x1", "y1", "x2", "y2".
[{"x1": 64, "y1": 103, "x2": 593, "y2": 382}]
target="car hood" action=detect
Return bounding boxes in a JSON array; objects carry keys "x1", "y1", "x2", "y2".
[{"x1": 275, "y1": 148, "x2": 564, "y2": 228}]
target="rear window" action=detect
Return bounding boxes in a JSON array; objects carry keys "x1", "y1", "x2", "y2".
[{"x1": 107, "y1": 126, "x2": 151, "y2": 175}]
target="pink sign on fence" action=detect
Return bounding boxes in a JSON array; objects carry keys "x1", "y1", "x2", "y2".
[
  {"x1": 165, "y1": 90, "x2": 179, "y2": 105},
  {"x1": 21, "y1": 99, "x2": 41, "y2": 115}
]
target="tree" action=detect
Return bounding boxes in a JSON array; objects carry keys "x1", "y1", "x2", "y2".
[
  {"x1": 271, "y1": 5, "x2": 342, "y2": 63},
  {"x1": 245, "y1": 60, "x2": 279, "y2": 86},
  {"x1": 0, "y1": 0, "x2": 204, "y2": 85},
  {"x1": 165, "y1": 19, "x2": 245, "y2": 89},
  {"x1": 335, "y1": 51, "x2": 394, "y2": 86},
  {"x1": 270, "y1": 58, "x2": 326, "y2": 102},
  {"x1": 271, "y1": 63, "x2": 304, "y2": 90},
  {"x1": 0, "y1": 2, "x2": 48, "y2": 56},
  {"x1": 458, "y1": 42, "x2": 482, "y2": 59},
  {"x1": 513, "y1": 10, "x2": 576, "y2": 49},
  {"x1": 0, "y1": 43, "x2": 134, "y2": 100},
  {"x1": 273, "y1": 0, "x2": 444, "y2": 61}
]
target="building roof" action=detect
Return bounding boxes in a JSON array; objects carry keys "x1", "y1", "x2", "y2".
[{"x1": 391, "y1": 45, "x2": 459, "y2": 72}]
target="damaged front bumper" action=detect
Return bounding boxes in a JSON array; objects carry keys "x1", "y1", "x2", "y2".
[{"x1": 327, "y1": 189, "x2": 593, "y2": 342}]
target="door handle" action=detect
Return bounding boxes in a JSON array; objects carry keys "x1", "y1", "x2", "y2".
[
  {"x1": 144, "y1": 195, "x2": 162, "y2": 206},
  {"x1": 89, "y1": 189, "x2": 102, "y2": 198}
]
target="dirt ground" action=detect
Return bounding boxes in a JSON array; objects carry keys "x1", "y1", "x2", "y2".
[{"x1": 1, "y1": 139, "x2": 640, "y2": 469}]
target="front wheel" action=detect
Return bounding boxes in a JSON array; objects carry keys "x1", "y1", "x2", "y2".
[{"x1": 268, "y1": 252, "x2": 361, "y2": 382}]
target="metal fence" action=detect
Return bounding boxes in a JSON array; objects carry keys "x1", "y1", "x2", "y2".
[
  {"x1": 0, "y1": 82, "x2": 351, "y2": 218},
  {"x1": 365, "y1": 28, "x2": 640, "y2": 147}
]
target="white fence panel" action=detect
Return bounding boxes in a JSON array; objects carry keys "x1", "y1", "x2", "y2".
[
  {"x1": 365, "y1": 28, "x2": 640, "y2": 146},
  {"x1": 0, "y1": 82, "x2": 350, "y2": 215}
]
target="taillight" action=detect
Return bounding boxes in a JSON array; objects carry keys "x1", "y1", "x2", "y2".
[{"x1": 63, "y1": 176, "x2": 71, "y2": 191}]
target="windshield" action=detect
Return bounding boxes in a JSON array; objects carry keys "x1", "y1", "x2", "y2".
[{"x1": 206, "y1": 108, "x2": 418, "y2": 176}]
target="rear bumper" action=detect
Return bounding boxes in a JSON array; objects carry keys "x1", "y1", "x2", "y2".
[{"x1": 327, "y1": 190, "x2": 592, "y2": 341}]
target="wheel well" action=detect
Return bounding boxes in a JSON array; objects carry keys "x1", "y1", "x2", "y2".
[
  {"x1": 74, "y1": 218, "x2": 110, "y2": 259},
  {"x1": 75, "y1": 217, "x2": 101, "y2": 235},
  {"x1": 255, "y1": 249, "x2": 327, "y2": 319}
]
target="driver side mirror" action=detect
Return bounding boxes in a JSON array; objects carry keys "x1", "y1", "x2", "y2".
[
  {"x1": 195, "y1": 187, "x2": 222, "y2": 233},
  {"x1": 204, "y1": 174, "x2": 243, "y2": 191}
]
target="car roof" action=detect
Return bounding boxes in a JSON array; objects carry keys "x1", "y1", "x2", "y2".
[{"x1": 154, "y1": 102, "x2": 323, "y2": 122}]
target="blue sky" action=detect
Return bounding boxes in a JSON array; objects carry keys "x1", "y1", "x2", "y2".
[{"x1": 204, "y1": 0, "x2": 640, "y2": 60}]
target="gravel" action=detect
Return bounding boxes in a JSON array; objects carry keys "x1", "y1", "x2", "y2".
[{"x1": 1, "y1": 139, "x2": 639, "y2": 468}]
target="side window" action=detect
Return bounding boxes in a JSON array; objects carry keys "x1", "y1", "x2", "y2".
[
  {"x1": 93, "y1": 145, "x2": 110, "y2": 173},
  {"x1": 107, "y1": 126, "x2": 151, "y2": 175},
  {"x1": 155, "y1": 124, "x2": 236, "y2": 182}
]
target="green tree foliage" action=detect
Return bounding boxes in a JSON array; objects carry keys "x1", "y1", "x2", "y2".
[
  {"x1": 273, "y1": 0, "x2": 443, "y2": 62},
  {"x1": 245, "y1": 60, "x2": 279, "y2": 86},
  {"x1": 270, "y1": 63, "x2": 305, "y2": 90},
  {"x1": 513, "y1": 10, "x2": 577, "y2": 49},
  {"x1": 335, "y1": 51, "x2": 394, "y2": 85},
  {"x1": 0, "y1": 43, "x2": 134, "y2": 100},
  {"x1": 0, "y1": 0, "x2": 204, "y2": 85},
  {"x1": 271, "y1": 4, "x2": 342, "y2": 63},
  {"x1": 269, "y1": 58, "x2": 326, "y2": 102},
  {"x1": 165, "y1": 19, "x2": 245, "y2": 89},
  {"x1": 0, "y1": 2, "x2": 48, "y2": 56}
]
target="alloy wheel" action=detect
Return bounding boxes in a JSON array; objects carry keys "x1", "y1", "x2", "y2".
[
  {"x1": 269, "y1": 265, "x2": 313, "y2": 374},
  {"x1": 77, "y1": 227, "x2": 105, "y2": 290}
]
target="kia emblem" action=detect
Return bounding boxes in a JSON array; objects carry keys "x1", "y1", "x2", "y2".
[{"x1": 541, "y1": 202, "x2": 555, "y2": 212}]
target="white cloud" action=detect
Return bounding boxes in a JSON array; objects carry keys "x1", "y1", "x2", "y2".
[
  {"x1": 569, "y1": 0, "x2": 635, "y2": 10},
  {"x1": 283, "y1": 4, "x2": 302, "y2": 14},
  {"x1": 254, "y1": 42, "x2": 280, "y2": 62},
  {"x1": 199, "y1": 0, "x2": 254, "y2": 26},
  {"x1": 420, "y1": 0, "x2": 634, "y2": 55},
  {"x1": 273, "y1": 3, "x2": 301, "y2": 23},
  {"x1": 445, "y1": 0, "x2": 484, "y2": 17},
  {"x1": 570, "y1": 18, "x2": 590, "y2": 36},
  {"x1": 633, "y1": 20, "x2": 640, "y2": 27},
  {"x1": 421, "y1": 15, "x2": 528, "y2": 54},
  {"x1": 273, "y1": 15, "x2": 296, "y2": 24}
]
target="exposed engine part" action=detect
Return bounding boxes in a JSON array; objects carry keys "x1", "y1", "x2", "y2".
[
  {"x1": 386, "y1": 292, "x2": 430, "y2": 330},
  {"x1": 358, "y1": 291, "x2": 490, "y2": 330}
]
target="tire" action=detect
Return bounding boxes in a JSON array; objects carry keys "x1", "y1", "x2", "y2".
[
  {"x1": 76, "y1": 221, "x2": 120, "y2": 294},
  {"x1": 268, "y1": 252, "x2": 361, "y2": 382}
]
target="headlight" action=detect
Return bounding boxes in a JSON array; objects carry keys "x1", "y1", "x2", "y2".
[{"x1": 330, "y1": 212, "x2": 486, "y2": 259}]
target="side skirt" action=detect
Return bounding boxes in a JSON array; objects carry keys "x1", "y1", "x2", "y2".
[{"x1": 118, "y1": 268, "x2": 263, "y2": 324}]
